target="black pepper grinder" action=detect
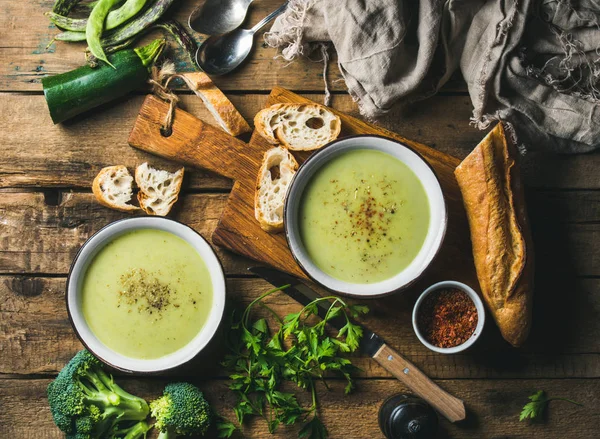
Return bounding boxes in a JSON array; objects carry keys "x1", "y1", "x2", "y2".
[{"x1": 378, "y1": 394, "x2": 438, "y2": 439}]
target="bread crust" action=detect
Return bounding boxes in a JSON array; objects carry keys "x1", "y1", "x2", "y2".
[
  {"x1": 135, "y1": 163, "x2": 184, "y2": 216},
  {"x1": 254, "y1": 104, "x2": 286, "y2": 144},
  {"x1": 454, "y1": 123, "x2": 534, "y2": 347},
  {"x1": 254, "y1": 147, "x2": 298, "y2": 232},
  {"x1": 180, "y1": 72, "x2": 251, "y2": 137},
  {"x1": 92, "y1": 165, "x2": 139, "y2": 212},
  {"x1": 254, "y1": 103, "x2": 341, "y2": 151}
]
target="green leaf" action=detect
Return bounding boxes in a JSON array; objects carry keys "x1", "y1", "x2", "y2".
[
  {"x1": 298, "y1": 416, "x2": 328, "y2": 439},
  {"x1": 253, "y1": 318, "x2": 268, "y2": 334},
  {"x1": 242, "y1": 328, "x2": 261, "y2": 355},
  {"x1": 234, "y1": 399, "x2": 255, "y2": 424},
  {"x1": 520, "y1": 390, "x2": 548, "y2": 421},
  {"x1": 216, "y1": 419, "x2": 237, "y2": 438},
  {"x1": 222, "y1": 290, "x2": 368, "y2": 438},
  {"x1": 348, "y1": 304, "x2": 369, "y2": 318},
  {"x1": 283, "y1": 312, "x2": 301, "y2": 338},
  {"x1": 338, "y1": 321, "x2": 363, "y2": 352}
]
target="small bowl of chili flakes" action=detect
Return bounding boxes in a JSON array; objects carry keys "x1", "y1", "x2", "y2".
[{"x1": 412, "y1": 281, "x2": 485, "y2": 354}]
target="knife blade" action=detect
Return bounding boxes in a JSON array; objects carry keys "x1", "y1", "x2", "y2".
[{"x1": 249, "y1": 266, "x2": 467, "y2": 423}]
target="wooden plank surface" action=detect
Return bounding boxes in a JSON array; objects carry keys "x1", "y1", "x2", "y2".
[
  {"x1": 3, "y1": 93, "x2": 599, "y2": 190},
  {"x1": 2, "y1": 191, "x2": 600, "y2": 276},
  {"x1": 1, "y1": 378, "x2": 598, "y2": 439},
  {"x1": 2, "y1": 275, "x2": 599, "y2": 378},
  {"x1": 127, "y1": 89, "x2": 478, "y2": 284},
  {"x1": 2, "y1": 1, "x2": 600, "y2": 438},
  {"x1": 0, "y1": 0, "x2": 469, "y2": 93}
]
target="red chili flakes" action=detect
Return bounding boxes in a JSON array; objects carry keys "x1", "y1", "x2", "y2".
[{"x1": 417, "y1": 288, "x2": 478, "y2": 348}]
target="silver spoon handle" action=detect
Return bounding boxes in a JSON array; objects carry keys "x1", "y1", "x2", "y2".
[{"x1": 251, "y1": 1, "x2": 288, "y2": 33}]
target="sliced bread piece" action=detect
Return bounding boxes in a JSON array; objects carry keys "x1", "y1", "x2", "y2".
[
  {"x1": 179, "y1": 72, "x2": 251, "y2": 137},
  {"x1": 92, "y1": 165, "x2": 139, "y2": 212},
  {"x1": 254, "y1": 104, "x2": 287, "y2": 144},
  {"x1": 135, "y1": 162, "x2": 184, "y2": 216},
  {"x1": 254, "y1": 103, "x2": 341, "y2": 151},
  {"x1": 255, "y1": 147, "x2": 299, "y2": 232}
]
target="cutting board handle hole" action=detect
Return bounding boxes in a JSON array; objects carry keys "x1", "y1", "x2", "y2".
[{"x1": 160, "y1": 127, "x2": 173, "y2": 138}]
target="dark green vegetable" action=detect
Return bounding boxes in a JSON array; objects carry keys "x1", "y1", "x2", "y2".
[
  {"x1": 52, "y1": 0, "x2": 179, "y2": 52},
  {"x1": 113, "y1": 420, "x2": 153, "y2": 439},
  {"x1": 100, "y1": 0, "x2": 178, "y2": 47},
  {"x1": 150, "y1": 382, "x2": 211, "y2": 439},
  {"x1": 52, "y1": 0, "x2": 83, "y2": 16},
  {"x1": 216, "y1": 286, "x2": 368, "y2": 439},
  {"x1": 87, "y1": 0, "x2": 121, "y2": 67},
  {"x1": 48, "y1": 0, "x2": 149, "y2": 32},
  {"x1": 42, "y1": 38, "x2": 165, "y2": 123},
  {"x1": 46, "y1": 350, "x2": 150, "y2": 438},
  {"x1": 154, "y1": 20, "x2": 199, "y2": 68},
  {"x1": 520, "y1": 390, "x2": 583, "y2": 421},
  {"x1": 54, "y1": 29, "x2": 87, "y2": 42}
]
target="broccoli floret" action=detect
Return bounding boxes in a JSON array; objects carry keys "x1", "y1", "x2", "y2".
[
  {"x1": 150, "y1": 382, "x2": 211, "y2": 439},
  {"x1": 47, "y1": 350, "x2": 150, "y2": 438},
  {"x1": 109, "y1": 420, "x2": 152, "y2": 439}
]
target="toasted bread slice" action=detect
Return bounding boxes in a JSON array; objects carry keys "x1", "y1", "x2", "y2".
[
  {"x1": 92, "y1": 165, "x2": 139, "y2": 212},
  {"x1": 255, "y1": 147, "x2": 299, "y2": 232},
  {"x1": 179, "y1": 72, "x2": 251, "y2": 137},
  {"x1": 254, "y1": 103, "x2": 341, "y2": 151},
  {"x1": 455, "y1": 123, "x2": 534, "y2": 347},
  {"x1": 135, "y1": 162, "x2": 184, "y2": 216}
]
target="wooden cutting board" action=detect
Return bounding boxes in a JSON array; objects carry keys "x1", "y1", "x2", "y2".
[{"x1": 129, "y1": 87, "x2": 478, "y2": 290}]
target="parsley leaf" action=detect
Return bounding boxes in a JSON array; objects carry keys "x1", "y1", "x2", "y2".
[
  {"x1": 215, "y1": 417, "x2": 237, "y2": 438},
  {"x1": 220, "y1": 286, "x2": 368, "y2": 438},
  {"x1": 298, "y1": 415, "x2": 328, "y2": 439},
  {"x1": 520, "y1": 390, "x2": 583, "y2": 421}
]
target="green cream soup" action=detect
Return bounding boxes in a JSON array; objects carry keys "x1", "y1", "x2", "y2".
[
  {"x1": 299, "y1": 149, "x2": 430, "y2": 283},
  {"x1": 81, "y1": 229, "x2": 213, "y2": 359}
]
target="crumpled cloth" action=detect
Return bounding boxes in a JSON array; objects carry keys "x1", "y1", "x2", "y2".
[{"x1": 265, "y1": 0, "x2": 600, "y2": 153}]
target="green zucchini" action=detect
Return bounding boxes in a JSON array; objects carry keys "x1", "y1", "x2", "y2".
[{"x1": 42, "y1": 39, "x2": 165, "y2": 124}]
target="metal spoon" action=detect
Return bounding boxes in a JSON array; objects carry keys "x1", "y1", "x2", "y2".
[
  {"x1": 189, "y1": 0, "x2": 254, "y2": 36},
  {"x1": 195, "y1": 2, "x2": 288, "y2": 76}
]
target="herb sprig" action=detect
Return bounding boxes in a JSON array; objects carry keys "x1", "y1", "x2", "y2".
[
  {"x1": 217, "y1": 286, "x2": 368, "y2": 438},
  {"x1": 520, "y1": 390, "x2": 583, "y2": 421}
]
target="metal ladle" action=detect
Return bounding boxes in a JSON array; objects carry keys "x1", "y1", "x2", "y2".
[
  {"x1": 189, "y1": 0, "x2": 255, "y2": 36},
  {"x1": 195, "y1": 2, "x2": 288, "y2": 76}
]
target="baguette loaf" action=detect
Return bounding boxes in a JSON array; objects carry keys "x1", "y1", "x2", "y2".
[
  {"x1": 135, "y1": 162, "x2": 184, "y2": 216},
  {"x1": 179, "y1": 72, "x2": 251, "y2": 137},
  {"x1": 255, "y1": 147, "x2": 299, "y2": 232},
  {"x1": 454, "y1": 123, "x2": 534, "y2": 347},
  {"x1": 92, "y1": 165, "x2": 139, "y2": 212},
  {"x1": 254, "y1": 103, "x2": 341, "y2": 151}
]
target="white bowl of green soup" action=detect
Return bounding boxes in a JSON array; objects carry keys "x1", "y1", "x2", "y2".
[
  {"x1": 285, "y1": 135, "x2": 447, "y2": 297},
  {"x1": 67, "y1": 217, "x2": 226, "y2": 373}
]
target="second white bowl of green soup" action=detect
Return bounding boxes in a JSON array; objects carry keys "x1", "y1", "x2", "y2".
[
  {"x1": 285, "y1": 135, "x2": 447, "y2": 297},
  {"x1": 67, "y1": 217, "x2": 226, "y2": 373}
]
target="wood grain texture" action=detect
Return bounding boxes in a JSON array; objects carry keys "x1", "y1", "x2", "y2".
[
  {"x1": 1, "y1": 272, "x2": 599, "y2": 377},
  {"x1": 129, "y1": 95, "x2": 259, "y2": 181},
  {"x1": 3, "y1": 92, "x2": 600, "y2": 190},
  {"x1": 372, "y1": 343, "x2": 466, "y2": 422},
  {"x1": 1, "y1": 378, "x2": 598, "y2": 439},
  {"x1": 2, "y1": 190, "x2": 600, "y2": 276},
  {"x1": 127, "y1": 88, "x2": 479, "y2": 285},
  {"x1": 0, "y1": 0, "x2": 469, "y2": 93}
]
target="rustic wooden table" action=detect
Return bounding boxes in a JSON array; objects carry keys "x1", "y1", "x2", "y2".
[{"x1": 1, "y1": 1, "x2": 599, "y2": 438}]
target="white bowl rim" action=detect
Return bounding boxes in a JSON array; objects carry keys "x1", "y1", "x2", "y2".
[
  {"x1": 66, "y1": 217, "x2": 226, "y2": 373},
  {"x1": 412, "y1": 280, "x2": 486, "y2": 354},
  {"x1": 284, "y1": 134, "x2": 448, "y2": 298}
]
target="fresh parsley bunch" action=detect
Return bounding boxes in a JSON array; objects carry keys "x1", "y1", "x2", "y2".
[{"x1": 217, "y1": 286, "x2": 368, "y2": 439}]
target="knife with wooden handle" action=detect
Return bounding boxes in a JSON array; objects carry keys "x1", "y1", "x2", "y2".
[{"x1": 249, "y1": 266, "x2": 467, "y2": 423}]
